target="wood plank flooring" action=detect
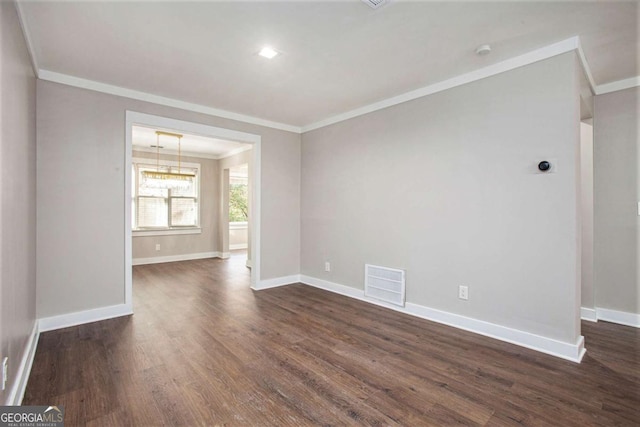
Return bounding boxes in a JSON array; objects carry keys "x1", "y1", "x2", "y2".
[{"x1": 24, "y1": 253, "x2": 640, "y2": 426}]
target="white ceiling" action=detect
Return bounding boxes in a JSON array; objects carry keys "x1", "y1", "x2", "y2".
[
  {"x1": 132, "y1": 125, "x2": 249, "y2": 158},
  {"x1": 20, "y1": 1, "x2": 638, "y2": 128}
]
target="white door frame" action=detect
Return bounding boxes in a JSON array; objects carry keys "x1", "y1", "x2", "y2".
[{"x1": 124, "y1": 111, "x2": 262, "y2": 308}]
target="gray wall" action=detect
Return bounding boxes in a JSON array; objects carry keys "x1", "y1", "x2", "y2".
[
  {"x1": 301, "y1": 53, "x2": 582, "y2": 344},
  {"x1": 594, "y1": 87, "x2": 639, "y2": 315},
  {"x1": 37, "y1": 81, "x2": 301, "y2": 319},
  {"x1": 132, "y1": 151, "x2": 219, "y2": 260},
  {"x1": 0, "y1": 1, "x2": 37, "y2": 404}
]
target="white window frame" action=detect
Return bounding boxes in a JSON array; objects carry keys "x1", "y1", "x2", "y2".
[{"x1": 132, "y1": 157, "x2": 201, "y2": 236}]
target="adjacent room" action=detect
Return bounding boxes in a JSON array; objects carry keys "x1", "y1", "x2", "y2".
[{"x1": 1, "y1": 0, "x2": 638, "y2": 425}]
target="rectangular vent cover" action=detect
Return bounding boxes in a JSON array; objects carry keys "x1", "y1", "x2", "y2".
[
  {"x1": 361, "y1": 0, "x2": 388, "y2": 10},
  {"x1": 365, "y1": 264, "x2": 405, "y2": 307}
]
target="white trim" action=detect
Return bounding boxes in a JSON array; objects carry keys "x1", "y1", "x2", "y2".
[
  {"x1": 595, "y1": 76, "x2": 640, "y2": 95},
  {"x1": 32, "y1": 37, "x2": 632, "y2": 134},
  {"x1": 132, "y1": 251, "x2": 221, "y2": 266},
  {"x1": 125, "y1": 115, "x2": 133, "y2": 309},
  {"x1": 126, "y1": 111, "x2": 262, "y2": 294},
  {"x1": 300, "y1": 275, "x2": 586, "y2": 363},
  {"x1": 14, "y1": 1, "x2": 39, "y2": 77},
  {"x1": 229, "y1": 244, "x2": 248, "y2": 250},
  {"x1": 580, "y1": 307, "x2": 598, "y2": 322},
  {"x1": 5, "y1": 322, "x2": 39, "y2": 405},
  {"x1": 252, "y1": 274, "x2": 301, "y2": 291},
  {"x1": 574, "y1": 38, "x2": 597, "y2": 94},
  {"x1": 596, "y1": 307, "x2": 640, "y2": 328},
  {"x1": 220, "y1": 252, "x2": 231, "y2": 259},
  {"x1": 38, "y1": 304, "x2": 133, "y2": 333},
  {"x1": 41, "y1": 70, "x2": 301, "y2": 133},
  {"x1": 229, "y1": 222, "x2": 248, "y2": 230},
  {"x1": 301, "y1": 37, "x2": 582, "y2": 132},
  {"x1": 133, "y1": 228, "x2": 202, "y2": 237}
]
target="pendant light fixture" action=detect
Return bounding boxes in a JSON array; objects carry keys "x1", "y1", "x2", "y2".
[{"x1": 141, "y1": 131, "x2": 195, "y2": 190}]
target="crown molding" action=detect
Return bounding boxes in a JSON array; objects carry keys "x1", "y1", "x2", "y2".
[
  {"x1": 19, "y1": 1, "x2": 633, "y2": 136},
  {"x1": 14, "y1": 0, "x2": 39, "y2": 77},
  {"x1": 302, "y1": 37, "x2": 587, "y2": 132},
  {"x1": 574, "y1": 37, "x2": 597, "y2": 94},
  {"x1": 596, "y1": 76, "x2": 640, "y2": 95},
  {"x1": 37, "y1": 70, "x2": 302, "y2": 134}
]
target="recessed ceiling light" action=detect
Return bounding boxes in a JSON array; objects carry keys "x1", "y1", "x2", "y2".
[
  {"x1": 475, "y1": 44, "x2": 491, "y2": 56},
  {"x1": 258, "y1": 47, "x2": 279, "y2": 59}
]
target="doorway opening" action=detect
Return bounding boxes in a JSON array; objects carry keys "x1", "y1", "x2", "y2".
[
  {"x1": 124, "y1": 111, "x2": 262, "y2": 311},
  {"x1": 228, "y1": 163, "x2": 250, "y2": 264}
]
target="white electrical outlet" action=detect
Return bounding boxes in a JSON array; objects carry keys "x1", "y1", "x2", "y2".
[
  {"x1": 2, "y1": 357, "x2": 7, "y2": 391},
  {"x1": 324, "y1": 261, "x2": 331, "y2": 272},
  {"x1": 459, "y1": 285, "x2": 469, "y2": 300},
  {"x1": 155, "y1": 244, "x2": 161, "y2": 251}
]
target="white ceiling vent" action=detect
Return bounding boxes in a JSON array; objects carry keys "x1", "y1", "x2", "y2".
[
  {"x1": 361, "y1": 0, "x2": 389, "y2": 10},
  {"x1": 365, "y1": 264, "x2": 405, "y2": 307}
]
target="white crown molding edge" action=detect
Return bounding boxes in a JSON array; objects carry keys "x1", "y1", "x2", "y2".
[
  {"x1": 14, "y1": 0, "x2": 39, "y2": 78},
  {"x1": 300, "y1": 275, "x2": 586, "y2": 363},
  {"x1": 37, "y1": 69, "x2": 302, "y2": 134},
  {"x1": 301, "y1": 37, "x2": 584, "y2": 132},
  {"x1": 132, "y1": 251, "x2": 222, "y2": 266},
  {"x1": 574, "y1": 38, "x2": 597, "y2": 95},
  {"x1": 38, "y1": 303, "x2": 133, "y2": 333},
  {"x1": 5, "y1": 321, "x2": 39, "y2": 405},
  {"x1": 17, "y1": 1, "x2": 639, "y2": 136},
  {"x1": 595, "y1": 76, "x2": 640, "y2": 95}
]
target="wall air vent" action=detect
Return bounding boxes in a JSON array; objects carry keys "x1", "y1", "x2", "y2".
[
  {"x1": 361, "y1": 0, "x2": 388, "y2": 10},
  {"x1": 365, "y1": 264, "x2": 405, "y2": 307}
]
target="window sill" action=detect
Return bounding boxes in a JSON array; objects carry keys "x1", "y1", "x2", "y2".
[
  {"x1": 229, "y1": 222, "x2": 248, "y2": 230},
  {"x1": 133, "y1": 228, "x2": 202, "y2": 237}
]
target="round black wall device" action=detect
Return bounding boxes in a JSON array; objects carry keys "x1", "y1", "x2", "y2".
[{"x1": 538, "y1": 161, "x2": 551, "y2": 172}]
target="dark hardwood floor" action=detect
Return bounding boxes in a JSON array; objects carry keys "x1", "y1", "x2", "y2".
[{"x1": 25, "y1": 253, "x2": 639, "y2": 426}]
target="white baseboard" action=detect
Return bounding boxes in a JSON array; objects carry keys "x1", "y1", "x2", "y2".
[
  {"x1": 39, "y1": 303, "x2": 133, "y2": 332},
  {"x1": 580, "y1": 307, "x2": 598, "y2": 322},
  {"x1": 5, "y1": 322, "x2": 39, "y2": 405},
  {"x1": 246, "y1": 259, "x2": 253, "y2": 268},
  {"x1": 230, "y1": 244, "x2": 248, "y2": 250},
  {"x1": 251, "y1": 274, "x2": 301, "y2": 291},
  {"x1": 132, "y1": 251, "x2": 221, "y2": 265},
  {"x1": 596, "y1": 307, "x2": 640, "y2": 327},
  {"x1": 220, "y1": 252, "x2": 230, "y2": 259},
  {"x1": 300, "y1": 275, "x2": 585, "y2": 363}
]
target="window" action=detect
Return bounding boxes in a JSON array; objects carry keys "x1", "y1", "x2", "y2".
[
  {"x1": 229, "y1": 164, "x2": 248, "y2": 225},
  {"x1": 132, "y1": 159, "x2": 200, "y2": 233}
]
